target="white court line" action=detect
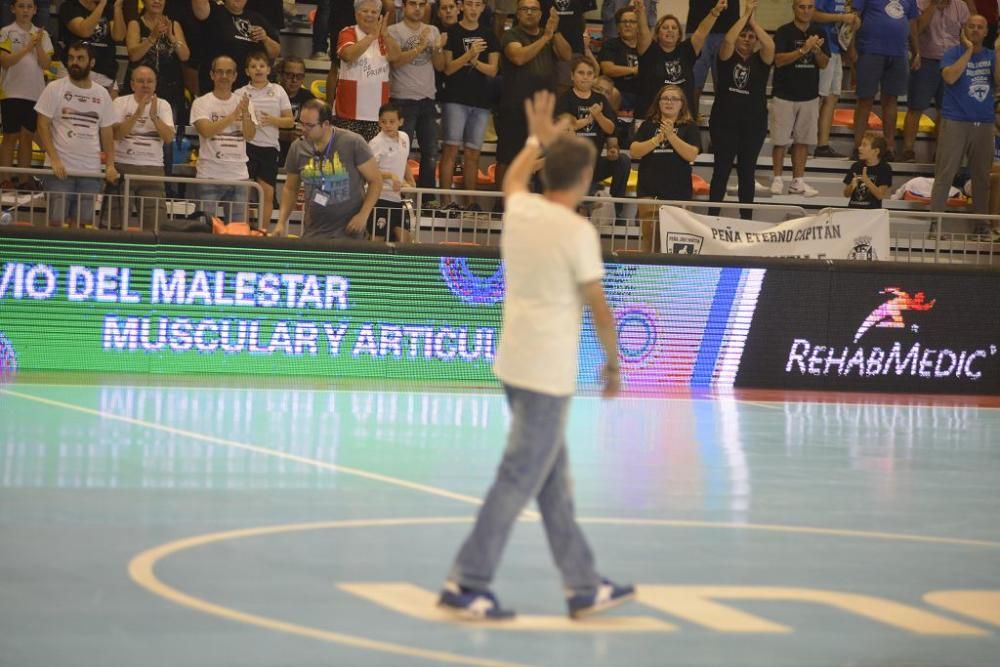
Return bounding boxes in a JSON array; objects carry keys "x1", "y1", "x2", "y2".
[{"x1": 0, "y1": 387, "x2": 541, "y2": 521}]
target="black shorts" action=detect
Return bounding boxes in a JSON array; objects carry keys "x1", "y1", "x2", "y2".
[
  {"x1": 369, "y1": 198, "x2": 410, "y2": 239},
  {"x1": 1, "y1": 98, "x2": 38, "y2": 134},
  {"x1": 246, "y1": 144, "x2": 279, "y2": 186}
]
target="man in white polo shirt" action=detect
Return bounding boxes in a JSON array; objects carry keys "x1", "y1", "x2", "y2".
[
  {"x1": 109, "y1": 65, "x2": 175, "y2": 229},
  {"x1": 190, "y1": 55, "x2": 257, "y2": 226},
  {"x1": 34, "y1": 40, "x2": 117, "y2": 227}
]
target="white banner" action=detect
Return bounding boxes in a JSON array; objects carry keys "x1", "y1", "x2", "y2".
[{"x1": 658, "y1": 206, "x2": 890, "y2": 260}]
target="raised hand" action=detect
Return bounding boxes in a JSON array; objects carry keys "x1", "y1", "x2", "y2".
[
  {"x1": 961, "y1": 27, "x2": 973, "y2": 50},
  {"x1": 523, "y1": 90, "x2": 562, "y2": 146},
  {"x1": 544, "y1": 7, "x2": 559, "y2": 38},
  {"x1": 713, "y1": 0, "x2": 728, "y2": 14}
]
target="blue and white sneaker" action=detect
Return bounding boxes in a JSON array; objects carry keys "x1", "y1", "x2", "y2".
[
  {"x1": 567, "y1": 579, "x2": 636, "y2": 619},
  {"x1": 437, "y1": 581, "x2": 516, "y2": 620}
]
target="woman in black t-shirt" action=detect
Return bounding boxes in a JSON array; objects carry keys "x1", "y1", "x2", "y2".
[
  {"x1": 629, "y1": 83, "x2": 702, "y2": 252},
  {"x1": 708, "y1": 1, "x2": 773, "y2": 220},
  {"x1": 635, "y1": 0, "x2": 725, "y2": 119}
]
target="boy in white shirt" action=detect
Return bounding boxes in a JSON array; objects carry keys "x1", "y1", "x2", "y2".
[
  {"x1": 368, "y1": 103, "x2": 415, "y2": 242},
  {"x1": 237, "y1": 51, "x2": 293, "y2": 230},
  {"x1": 0, "y1": 0, "x2": 53, "y2": 190},
  {"x1": 190, "y1": 55, "x2": 256, "y2": 226}
]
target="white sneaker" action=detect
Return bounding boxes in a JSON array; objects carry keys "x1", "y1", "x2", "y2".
[
  {"x1": 770, "y1": 176, "x2": 784, "y2": 195},
  {"x1": 788, "y1": 179, "x2": 819, "y2": 197},
  {"x1": 754, "y1": 179, "x2": 767, "y2": 194},
  {"x1": 311, "y1": 51, "x2": 331, "y2": 61}
]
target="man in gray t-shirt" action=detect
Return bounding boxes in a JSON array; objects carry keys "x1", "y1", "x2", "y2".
[
  {"x1": 388, "y1": 0, "x2": 447, "y2": 188},
  {"x1": 275, "y1": 100, "x2": 383, "y2": 239}
]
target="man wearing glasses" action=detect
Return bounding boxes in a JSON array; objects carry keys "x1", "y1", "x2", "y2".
[
  {"x1": 495, "y1": 0, "x2": 571, "y2": 203},
  {"x1": 190, "y1": 55, "x2": 256, "y2": 226},
  {"x1": 275, "y1": 99, "x2": 383, "y2": 238},
  {"x1": 277, "y1": 56, "x2": 315, "y2": 162}
]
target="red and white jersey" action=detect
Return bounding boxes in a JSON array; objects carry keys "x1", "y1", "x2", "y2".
[{"x1": 335, "y1": 25, "x2": 390, "y2": 122}]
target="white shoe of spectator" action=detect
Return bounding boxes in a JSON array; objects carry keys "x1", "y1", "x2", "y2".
[
  {"x1": 788, "y1": 178, "x2": 818, "y2": 198},
  {"x1": 312, "y1": 51, "x2": 331, "y2": 61},
  {"x1": 770, "y1": 176, "x2": 784, "y2": 195},
  {"x1": 727, "y1": 180, "x2": 769, "y2": 195}
]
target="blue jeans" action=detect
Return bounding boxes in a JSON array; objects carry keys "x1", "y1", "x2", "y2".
[
  {"x1": 43, "y1": 175, "x2": 102, "y2": 225},
  {"x1": 312, "y1": 0, "x2": 330, "y2": 54},
  {"x1": 449, "y1": 384, "x2": 601, "y2": 596},
  {"x1": 196, "y1": 183, "x2": 251, "y2": 225},
  {"x1": 392, "y1": 97, "x2": 438, "y2": 188}
]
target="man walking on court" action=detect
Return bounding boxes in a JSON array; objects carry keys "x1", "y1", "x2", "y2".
[{"x1": 437, "y1": 91, "x2": 634, "y2": 621}]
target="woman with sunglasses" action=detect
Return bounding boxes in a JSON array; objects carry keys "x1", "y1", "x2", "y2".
[
  {"x1": 629, "y1": 83, "x2": 701, "y2": 252},
  {"x1": 708, "y1": 0, "x2": 773, "y2": 220}
]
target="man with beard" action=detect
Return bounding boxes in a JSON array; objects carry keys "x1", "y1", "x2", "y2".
[
  {"x1": 58, "y1": 0, "x2": 126, "y2": 92},
  {"x1": 108, "y1": 65, "x2": 175, "y2": 229},
  {"x1": 34, "y1": 41, "x2": 117, "y2": 228}
]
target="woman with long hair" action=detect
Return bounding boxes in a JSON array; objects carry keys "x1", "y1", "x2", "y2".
[
  {"x1": 634, "y1": 0, "x2": 726, "y2": 120},
  {"x1": 708, "y1": 0, "x2": 773, "y2": 219},
  {"x1": 629, "y1": 83, "x2": 701, "y2": 252},
  {"x1": 123, "y1": 0, "x2": 190, "y2": 121}
]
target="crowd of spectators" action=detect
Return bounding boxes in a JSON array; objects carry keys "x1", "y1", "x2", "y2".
[{"x1": 1, "y1": 0, "x2": 999, "y2": 239}]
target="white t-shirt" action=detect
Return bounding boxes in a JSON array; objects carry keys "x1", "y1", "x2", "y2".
[
  {"x1": 33, "y1": 77, "x2": 115, "y2": 172},
  {"x1": 0, "y1": 23, "x2": 53, "y2": 101},
  {"x1": 493, "y1": 192, "x2": 605, "y2": 396},
  {"x1": 190, "y1": 91, "x2": 249, "y2": 180},
  {"x1": 236, "y1": 81, "x2": 292, "y2": 150},
  {"x1": 368, "y1": 130, "x2": 409, "y2": 203},
  {"x1": 112, "y1": 95, "x2": 174, "y2": 167}
]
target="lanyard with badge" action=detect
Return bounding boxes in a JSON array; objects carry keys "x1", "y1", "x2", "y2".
[{"x1": 312, "y1": 131, "x2": 336, "y2": 206}]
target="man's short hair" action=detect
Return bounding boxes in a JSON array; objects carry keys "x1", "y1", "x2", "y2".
[
  {"x1": 130, "y1": 64, "x2": 157, "y2": 81},
  {"x1": 541, "y1": 135, "x2": 596, "y2": 192},
  {"x1": 354, "y1": 0, "x2": 380, "y2": 9},
  {"x1": 67, "y1": 40, "x2": 96, "y2": 60},
  {"x1": 282, "y1": 55, "x2": 306, "y2": 69},
  {"x1": 211, "y1": 55, "x2": 237, "y2": 71},
  {"x1": 570, "y1": 55, "x2": 596, "y2": 74},
  {"x1": 300, "y1": 99, "x2": 334, "y2": 124},
  {"x1": 614, "y1": 6, "x2": 637, "y2": 24}
]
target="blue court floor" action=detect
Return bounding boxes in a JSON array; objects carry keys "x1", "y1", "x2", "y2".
[{"x1": 1, "y1": 378, "x2": 999, "y2": 667}]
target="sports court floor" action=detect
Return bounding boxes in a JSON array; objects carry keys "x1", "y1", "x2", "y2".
[{"x1": 1, "y1": 376, "x2": 999, "y2": 667}]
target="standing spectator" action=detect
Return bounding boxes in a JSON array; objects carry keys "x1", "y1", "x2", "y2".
[
  {"x1": 440, "y1": 0, "x2": 500, "y2": 207},
  {"x1": 629, "y1": 83, "x2": 702, "y2": 252},
  {"x1": 769, "y1": 0, "x2": 829, "y2": 197},
  {"x1": 813, "y1": 0, "x2": 861, "y2": 157},
  {"x1": 0, "y1": 0, "x2": 47, "y2": 33},
  {"x1": 0, "y1": 0, "x2": 52, "y2": 191},
  {"x1": 851, "y1": 0, "x2": 919, "y2": 160},
  {"x1": 843, "y1": 132, "x2": 893, "y2": 207},
  {"x1": 599, "y1": 3, "x2": 643, "y2": 123},
  {"x1": 368, "y1": 102, "x2": 415, "y2": 241},
  {"x1": 190, "y1": 55, "x2": 257, "y2": 225},
  {"x1": 58, "y1": 0, "x2": 126, "y2": 91},
  {"x1": 901, "y1": 0, "x2": 969, "y2": 161},
  {"x1": 709, "y1": 0, "x2": 775, "y2": 219},
  {"x1": 191, "y1": 0, "x2": 280, "y2": 94},
  {"x1": 434, "y1": 0, "x2": 459, "y2": 31},
  {"x1": 495, "y1": 0, "x2": 571, "y2": 196},
  {"x1": 312, "y1": 0, "x2": 331, "y2": 59},
  {"x1": 109, "y1": 65, "x2": 175, "y2": 228},
  {"x1": 124, "y1": 0, "x2": 190, "y2": 121},
  {"x1": 388, "y1": 0, "x2": 447, "y2": 188},
  {"x1": 557, "y1": 55, "x2": 631, "y2": 213},
  {"x1": 277, "y1": 56, "x2": 315, "y2": 162},
  {"x1": 275, "y1": 99, "x2": 384, "y2": 238},
  {"x1": 931, "y1": 15, "x2": 999, "y2": 222},
  {"x1": 635, "y1": 1, "x2": 725, "y2": 120},
  {"x1": 334, "y1": 0, "x2": 402, "y2": 142},
  {"x1": 542, "y1": 0, "x2": 585, "y2": 92},
  {"x1": 34, "y1": 41, "x2": 118, "y2": 227},
  {"x1": 687, "y1": 0, "x2": 740, "y2": 113},
  {"x1": 238, "y1": 51, "x2": 293, "y2": 231},
  {"x1": 970, "y1": 0, "x2": 997, "y2": 44},
  {"x1": 601, "y1": 0, "x2": 656, "y2": 40}
]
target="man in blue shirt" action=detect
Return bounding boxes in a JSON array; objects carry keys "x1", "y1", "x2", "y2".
[
  {"x1": 851, "y1": 0, "x2": 920, "y2": 160},
  {"x1": 930, "y1": 14, "x2": 1000, "y2": 223}
]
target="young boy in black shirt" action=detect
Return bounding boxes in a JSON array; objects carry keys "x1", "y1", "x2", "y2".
[{"x1": 844, "y1": 132, "x2": 893, "y2": 209}]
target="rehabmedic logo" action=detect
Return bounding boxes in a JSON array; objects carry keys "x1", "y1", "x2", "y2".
[{"x1": 785, "y1": 287, "x2": 998, "y2": 382}]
